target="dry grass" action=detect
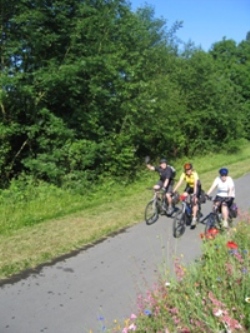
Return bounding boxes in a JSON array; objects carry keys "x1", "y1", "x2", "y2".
[{"x1": 0, "y1": 158, "x2": 250, "y2": 280}]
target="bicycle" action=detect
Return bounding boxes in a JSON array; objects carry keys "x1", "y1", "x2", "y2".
[
  {"x1": 145, "y1": 189, "x2": 178, "y2": 225},
  {"x1": 173, "y1": 194, "x2": 202, "y2": 238},
  {"x1": 204, "y1": 196, "x2": 234, "y2": 235}
]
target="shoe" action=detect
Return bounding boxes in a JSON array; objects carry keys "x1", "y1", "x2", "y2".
[
  {"x1": 222, "y1": 220, "x2": 229, "y2": 228},
  {"x1": 167, "y1": 206, "x2": 174, "y2": 215},
  {"x1": 191, "y1": 218, "x2": 197, "y2": 227},
  {"x1": 161, "y1": 204, "x2": 167, "y2": 211}
]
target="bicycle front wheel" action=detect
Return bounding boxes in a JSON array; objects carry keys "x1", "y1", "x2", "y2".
[
  {"x1": 173, "y1": 210, "x2": 186, "y2": 238},
  {"x1": 145, "y1": 199, "x2": 159, "y2": 225}
]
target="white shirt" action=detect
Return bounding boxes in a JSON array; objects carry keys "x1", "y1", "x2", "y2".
[{"x1": 212, "y1": 176, "x2": 235, "y2": 198}]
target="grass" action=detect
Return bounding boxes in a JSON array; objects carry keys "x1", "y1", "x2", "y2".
[
  {"x1": 112, "y1": 216, "x2": 250, "y2": 333},
  {"x1": 0, "y1": 143, "x2": 250, "y2": 280}
]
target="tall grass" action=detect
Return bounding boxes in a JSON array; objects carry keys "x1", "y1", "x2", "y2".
[{"x1": 111, "y1": 214, "x2": 250, "y2": 333}]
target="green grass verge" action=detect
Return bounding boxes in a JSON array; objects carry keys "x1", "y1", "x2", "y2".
[{"x1": 0, "y1": 143, "x2": 250, "y2": 280}]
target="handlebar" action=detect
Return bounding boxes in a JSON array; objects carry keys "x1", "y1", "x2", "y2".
[
  {"x1": 205, "y1": 194, "x2": 213, "y2": 201},
  {"x1": 205, "y1": 195, "x2": 232, "y2": 203}
]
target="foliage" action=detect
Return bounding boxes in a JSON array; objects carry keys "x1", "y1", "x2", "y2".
[
  {"x1": 111, "y1": 218, "x2": 250, "y2": 333},
  {"x1": 0, "y1": 0, "x2": 249, "y2": 189}
]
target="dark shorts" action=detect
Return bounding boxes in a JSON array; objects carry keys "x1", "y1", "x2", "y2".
[
  {"x1": 184, "y1": 183, "x2": 202, "y2": 197},
  {"x1": 214, "y1": 196, "x2": 234, "y2": 209},
  {"x1": 156, "y1": 179, "x2": 174, "y2": 193}
]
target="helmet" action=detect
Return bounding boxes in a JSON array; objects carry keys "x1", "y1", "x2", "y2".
[
  {"x1": 160, "y1": 158, "x2": 167, "y2": 164},
  {"x1": 219, "y1": 168, "x2": 228, "y2": 176},
  {"x1": 184, "y1": 163, "x2": 192, "y2": 171}
]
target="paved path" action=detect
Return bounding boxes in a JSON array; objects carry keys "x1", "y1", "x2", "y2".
[{"x1": 0, "y1": 174, "x2": 249, "y2": 333}]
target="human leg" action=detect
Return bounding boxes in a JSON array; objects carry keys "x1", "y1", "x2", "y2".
[
  {"x1": 166, "y1": 182, "x2": 174, "y2": 214},
  {"x1": 221, "y1": 198, "x2": 234, "y2": 228}
]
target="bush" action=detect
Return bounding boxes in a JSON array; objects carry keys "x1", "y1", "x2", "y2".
[{"x1": 112, "y1": 216, "x2": 250, "y2": 333}]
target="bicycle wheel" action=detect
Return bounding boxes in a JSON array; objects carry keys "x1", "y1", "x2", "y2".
[
  {"x1": 145, "y1": 199, "x2": 159, "y2": 225},
  {"x1": 173, "y1": 210, "x2": 186, "y2": 238}
]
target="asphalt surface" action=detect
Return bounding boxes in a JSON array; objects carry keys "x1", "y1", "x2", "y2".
[{"x1": 0, "y1": 174, "x2": 249, "y2": 333}]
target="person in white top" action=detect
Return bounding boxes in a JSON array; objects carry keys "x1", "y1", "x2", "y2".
[{"x1": 206, "y1": 168, "x2": 235, "y2": 228}]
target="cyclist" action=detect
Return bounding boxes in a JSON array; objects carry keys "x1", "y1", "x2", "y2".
[
  {"x1": 173, "y1": 163, "x2": 202, "y2": 227},
  {"x1": 145, "y1": 157, "x2": 175, "y2": 215},
  {"x1": 206, "y1": 168, "x2": 235, "y2": 228}
]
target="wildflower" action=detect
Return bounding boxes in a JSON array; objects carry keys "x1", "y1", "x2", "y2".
[
  {"x1": 226, "y1": 241, "x2": 238, "y2": 249},
  {"x1": 180, "y1": 327, "x2": 191, "y2": 333},
  {"x1": 174, "y1": 258, "x2": 186, "y2": 281},
  {"x1": 213, "y1": 308, "x2": 223, "y2": 317},
  {"x1": 130, "y1": 314, "x2": 137, "y2": 320},
  {"x1": 199, "y1": 233, "x2": 205, "y2": 239},
  {"x1": 209, "y1": 227, "x2": 219, "y2": 235},
  {"x1": 242, "y1": 267, "x2": 248, "y2": 274},
  {"x1": 228, "y1": 249, "x2": 238, "y2": 255},
  {"x1": 128, "y1": 323, "x2": 136, "y2": 331},
  {"x1": 222, "y1": 315, "x2": 242, "y2": 330},
  {"x1": 173, "y1": 317, "x2": 180, "y2": 324},
  {"x1": 245, "y1": 297, "x2": 250, "y2": 303},
  {"x1": 144, "y1": 309, "x2": 152, "y2": 316},
  {"x1": 165, "y1": 282, "x2": 171, "y2": 287},
  {"x1": 208, "y1": 291, "x2": 225, "y2": 308},
  {"x1": 169, "y1": 307, "x2": 178, "y2": 315}
]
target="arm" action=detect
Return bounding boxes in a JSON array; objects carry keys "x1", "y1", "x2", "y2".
[
  {"x1": 163, "y1": 179, "x2": 169, "y2": 188},
  {"x1": 227, "y1": 178, "x2": 235, "y2": 197},
  {"x1": 146, "y1": 163, "x2": 155, "y2": 171},
  {"x1": 173, "y1": 174, "x2": 184, "y2": 192},
  {"x1": 207, "y1": 178, "x2": 218, "y2": 195}
]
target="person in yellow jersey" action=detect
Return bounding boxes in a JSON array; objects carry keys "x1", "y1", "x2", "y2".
[{"x1": 173, "y1": 163, "x2": 202, "y2": 227}]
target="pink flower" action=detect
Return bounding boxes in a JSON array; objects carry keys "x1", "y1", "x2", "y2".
[
  {"x1": 169, "y1": 307, "x2": 179, "y2": 315},
  {"x1": 128, "y1": 323, "x2": 136, "y2": 331},
  {"x1": 213, "y1": 308, "x2": 223, "y2": 317},
  {"x1": 130, "y1": 313, "x2": 137, "y2": 320},
  {"x1": 222, "y1": 315, "x2": 242, "y2": 330},
  {"x1": 208, "y1": 291, "x2": 225, "y2": 308},
  {"x1": 180, "y1": 328, "x2": 191, "y2": 333}
]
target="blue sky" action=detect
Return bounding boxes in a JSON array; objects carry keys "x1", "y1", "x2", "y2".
[{"x1": 129, "y1": 0, "x2": 250, "y2": 51}]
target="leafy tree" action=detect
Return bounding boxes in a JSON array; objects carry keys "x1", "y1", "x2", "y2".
[
  {"x1": 246, "y1": 31, "x2": 250, "y2": 41},
  {"x1": 0, "y1": 0, "x2": 249, "y2": 189}
]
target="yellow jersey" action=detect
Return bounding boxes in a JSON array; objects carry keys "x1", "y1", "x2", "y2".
[{"x1": 180, "y1": 171, "x2": 199, "y2": 188}]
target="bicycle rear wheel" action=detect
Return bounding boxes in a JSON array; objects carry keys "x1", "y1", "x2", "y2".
[
  {"x1": 173, "y1": 210, "x2": 186, "y2": 238},
  {"x1": 145, "y1": 199, "x2": 159, "y2": 225},
  {"x1": 204, "y1": 214, "x2": 220, "y2": 236}
]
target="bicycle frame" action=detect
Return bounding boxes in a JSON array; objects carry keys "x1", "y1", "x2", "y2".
[
  {"x1": 151, "y1": 189, "x2": 169, "y2": 210},
  {"x1": 205, "y1": 197, "x2": 232, "y2": 233},
  {"x1": 207, "y1": 204, "x2": 222, "y2": 227},
  {"x1": 179, "y1": 194, "x2": 192, "y2": 218}
]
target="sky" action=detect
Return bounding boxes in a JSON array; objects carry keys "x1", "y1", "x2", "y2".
[{"x1": 129, "y1": 0, "x2": 250, "y2": 51}]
